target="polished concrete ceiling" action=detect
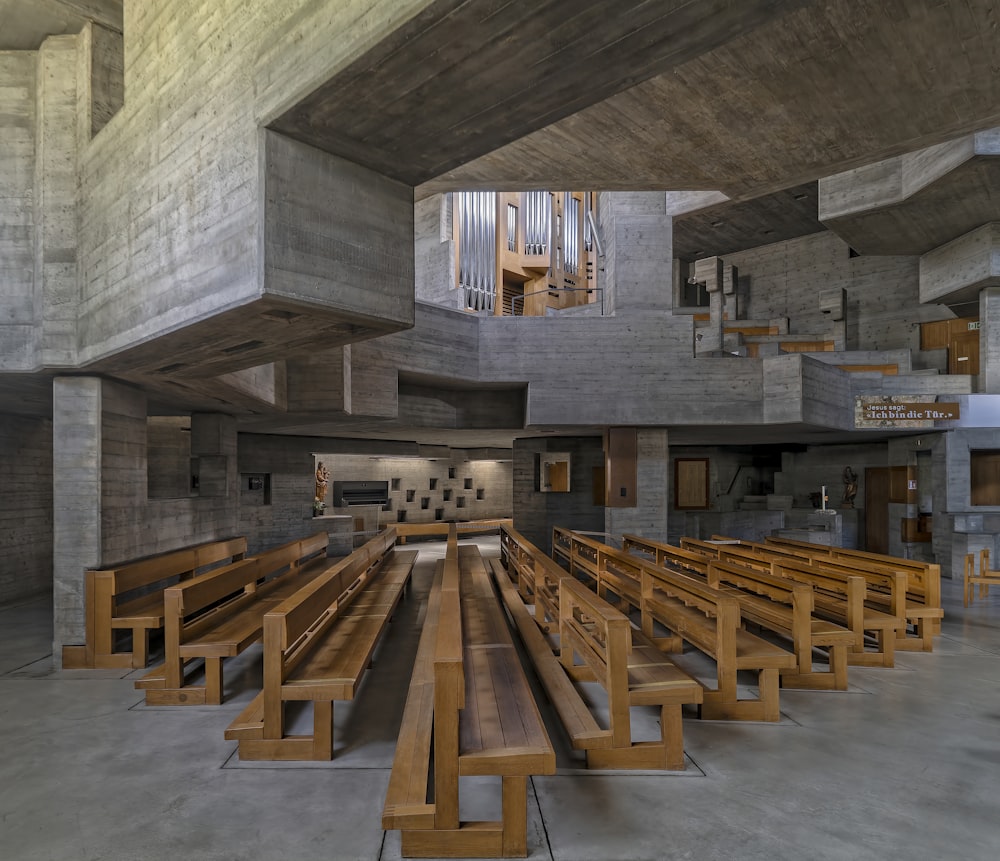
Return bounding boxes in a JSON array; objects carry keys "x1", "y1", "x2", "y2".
[
  {"x1": 273, "y1": 0, "x2": 813, "y2": 187},
  {"x1": 820, "y1": 155, "x2": 1000, "y2": 256},
  {"x1": 673, "y1": 182, "x2": 824, "y2": 261}
]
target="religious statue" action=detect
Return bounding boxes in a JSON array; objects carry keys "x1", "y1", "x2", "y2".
[
  {"x1": 315, "y1": 461, "x2": 330, "y2": 508},
  {"x1": 842, "y1": 466, "x2": 858, "y2": 508}
]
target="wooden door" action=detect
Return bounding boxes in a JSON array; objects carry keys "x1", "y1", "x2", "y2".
[
  {"x1": 949, "y1": 330, "x2": 980, "y2": 375},
  {"x1": 865, "y1": 467, "x2": 890, "y2": 554}
]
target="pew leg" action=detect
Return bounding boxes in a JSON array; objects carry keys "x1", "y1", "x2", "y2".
[
  {"x1": 879, "y1": 629, "x2": 896, "y2": 668},
  {"x1": 758, "y1": 669, "x2": 780, "y2": 722},
  {"x1": 312, "y1": 700, "x2": 334, "y2": 760},
  {"x1": 130, "y1": 627, "x2": 149, "y2": 669},
  {"x1": 205, "y1": 657, "x2": 224, "y2": 704},
  {"x1": 501, "y1": 775, "x2": 527, "y2": 857},
  {"x1": 660, "y1": 704, "x2": 685, "y2": 771}
]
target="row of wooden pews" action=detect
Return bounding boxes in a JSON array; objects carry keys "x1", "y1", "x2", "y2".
[
  {"x1": 382, "y1": 525, "x2": 555, "y2": 858},
  {"x1": 680, "y1": 534, "x2": 942, "y2": 652},
  {"x1": 550, "y1": 526, "x2": 945, "y2": 726},
  {"x1": 640, "y1": 535, "x2": 904, "y2": 668},
  {"x1": 495, "y1": 527, "x2": 704, "y2": 769}
]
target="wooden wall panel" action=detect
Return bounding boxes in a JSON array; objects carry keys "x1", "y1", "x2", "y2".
[{"x1": 605, "y1": 428, "x2": 637, "y2": 508}]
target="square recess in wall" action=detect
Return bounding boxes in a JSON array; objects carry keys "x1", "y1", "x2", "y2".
[
  {"x1": 421, "y1": 497, "x2": 430, "y2": 510},
  {"x1": 476, "y1": 488, "x2": 485, "y2": 500},
  {"x1": 429, "y1": 478, "x2": 438, "y2": 490},
  {"x1": 456, "y1": 497, "x2": 466, "y2": 509},
  {"x1": 443, "y1": 489, "x2": 453, "y2": 501},
  {"x1": 435, "y1": 508, "x2": 444, "y2": 521},
  {"x1": 391, "y1": 478, "x2": 401, "y2": 491},
  {"x1": 464, "y1": 478, "x2": 473, "y2": 489}
]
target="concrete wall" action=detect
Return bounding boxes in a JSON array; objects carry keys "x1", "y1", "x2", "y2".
[
  {"x1": 0, "y1": 415, "x2": 53, "y2": 603},
  {"x1": 53, "y1": 378, "x2": 241, "y2": 653},
  {"x1": 0, "y1": 52, "x2": 36, "y2": 371},
  {"x1": 513, "y1": 436, "x2": 605, "y2": 553},
  {"x1": 76, "y1": 0, "x2": 428, "y2": 366},
  {"x1": 321, "y1": 453, "x2": 512, "y2": 526},
  {"x1": 731, "y1": 231, "x2": 951, "y2": 354}
]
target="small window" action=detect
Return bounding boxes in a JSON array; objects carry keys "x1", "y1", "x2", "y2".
[
  {"x1": 476, "y1": 488, "x2": 485, "y2": 500},
  {"x1": 429, "y1": 477, "x2": 438, "y2": 490},
  {"x1": 464, "y1": 478, "x2": 473, "y2": 489},
  {"x1": 406, "y1": 489, "x2": 415, "y2": 502},
  {"x1": 421, "y1": 497, "x2": 430, "y2": 510},
  {"x1": 448, "y1": 467, "x2": 456, "y2": 479},
  {"x1": 391, "y1": 477, "x2": 401, "y2": 491}
]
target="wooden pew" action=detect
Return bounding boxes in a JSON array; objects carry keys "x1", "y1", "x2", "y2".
[
  {"x1": 499, "y1": 524, "x2": 565, "y2": 629},
  {"x1": 599, "y1": 543, "x2": 797, "y2": 721},
  {"x1": 383, "y1": 527, "x2": 555, "y2": 858},
  {"x1": 556, "y1": 575, "x2": 703, "y2": 769},
  {"x1": 624, "y1": 532, "x2": 904, "y2": 668},
  {"x1": 966, "y1": 549, "x2": 1000, "y2": 606},
  {"x1": 622, "y1": 534, "x2": 711, "y2": 579},
  {"x1": 136, "y1": 532, "x2": 332, "y2": 705},
  {"x1": 769, "y1": 558, "x2": 904, "y2": 668},
  {"x1": 493, "y1": 527, "x2": 702, "y2": 769},
  {"x1": 63, "y1": 536, "x2": 247, "y2": 669},
  {"x1": 226, "y1": 528, "x2": 415, "y2": 760},
  {"x1": 765, "y1": 536, "x2": 942, "y2": 650},
  {"x1": 705, "y1": 559, "x2": 854, "y2": 690},
  {"x1": 551, "y1": 526, "x2": 601, "y2": 588},
  {"x1": 396, "y1": 518, "x2": 512, "y2": 544}
]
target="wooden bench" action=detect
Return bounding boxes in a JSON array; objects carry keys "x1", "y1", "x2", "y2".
[
  {"x1": 768, "y1": 557, "x2": 904, "y2": 668},
  {"x1": 626, "y1": 546, "x2": 797, "y2": 721},
  {"x1": 966, "y1": 549, "x2": 1000, "y2": 606},
  {"x1": 396, "y1": 518, "x2": 512, "y2": 543},
  {"x1": 705, "y1": 559, "x2": 854, "y2": 690},
  {"x1": 383, "y1": 527, "x2": 555, "y2": 858},
  {"x1": 622, "y1": 533, "x2": 711, "y2": 579},
  {"x1": 698, "y1": 536, "x2": 906, "y2": 667},
  {"x1": 551, "y1": 525, "x2": 601, "y2": 588},
  {"x1": 493, "y1": 530, "x2": 702, "y2": 769},
  {"x1": 499, "y1": 524, "x2": 565, "y2": 629},
  {"x1": 765, "y1": 536, "x2": 942, "y2": 650},
  {"x1": 62, "y1": 536, "x2": 247, "y2": 669},
  {"x1": 136, "y1": 532, "x2": 332, "y2": 705},
  {"x1": 225, "y1": 528, "x2": 415, "y2": 760}
]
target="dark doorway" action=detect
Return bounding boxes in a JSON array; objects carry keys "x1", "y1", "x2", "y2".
[{"x1": 865, "y1": 467, "x2": 890, "y2": 554}]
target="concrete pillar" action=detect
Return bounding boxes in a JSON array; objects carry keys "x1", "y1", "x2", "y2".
[
  {"x1": 36, "y1": 35, "x2": 80, "y2": 368},
  {"x1": 599, "y1": 192, "x2": 672, "y2": 315},
  {"x1": 605, "y1": 429, "x2": 670, "y2": 539},
  {"x1": 979, "y1": 286, "x2": 1000, "y2": 393},
  {"x1": 52, "y1": 377, "x2": 103, "y2": 663}
]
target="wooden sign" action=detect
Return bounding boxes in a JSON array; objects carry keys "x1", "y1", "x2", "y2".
[{"x1": 856, "y1": 397, "x2": 960, "y2": 428}]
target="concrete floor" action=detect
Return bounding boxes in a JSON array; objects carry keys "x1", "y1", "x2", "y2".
[{"x1": 2, "y1": 537, "x2": 1000, "y2": 861}]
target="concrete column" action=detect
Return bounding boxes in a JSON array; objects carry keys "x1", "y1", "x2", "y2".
[
  {"x1": 605, "y1": 429, "x2": 669, "y2": 539},
  {"x1": 35, "y1": 35, "x2": 80, "y2": 368},
  {"x1": 979, "y1": 286, "x2": 1000, "y2": 393},
  {"x1": 52, "y1": 376, "x2": 103, "y2": 663},
  {"x1": 599, "y1": 192, "x2": 672, "y2": 315}
]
